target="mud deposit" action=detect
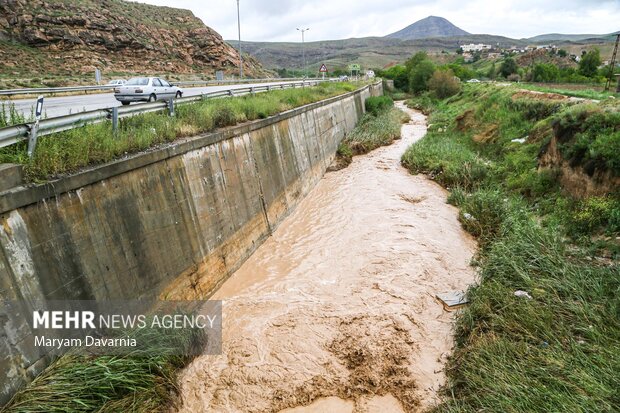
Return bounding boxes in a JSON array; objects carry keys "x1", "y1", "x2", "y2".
[{"x1": 177, "y1": 102, "x2": 477, "y2": 412}]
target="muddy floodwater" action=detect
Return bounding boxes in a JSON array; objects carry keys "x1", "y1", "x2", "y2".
[{"x1": 177, "y1": 103, "x2": 477, "y2": 413}]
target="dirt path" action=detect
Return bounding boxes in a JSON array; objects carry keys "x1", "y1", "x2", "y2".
[{"x1": 176, "y1": 102, "x2": 477, "y2": 413}]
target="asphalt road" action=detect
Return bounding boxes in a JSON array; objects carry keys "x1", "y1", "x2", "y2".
[{"x1": 4, "y1": 81, "x2": 298, "y2": 120}]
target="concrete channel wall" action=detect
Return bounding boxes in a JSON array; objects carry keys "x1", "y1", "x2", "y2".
[{"x1": 0, "y1": 82, "x2": 383, "y2": 404}]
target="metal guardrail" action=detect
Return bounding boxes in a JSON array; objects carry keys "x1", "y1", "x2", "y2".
[
  {"x1": 0, "y1": 78, "x2": 323, "y2": 97},
  {"x1": 0, "y1": 79, "x2": 330, "y2": 155}
]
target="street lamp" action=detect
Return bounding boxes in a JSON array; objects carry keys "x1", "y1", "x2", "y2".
[
  {"x1": 296, "y1": 27, "x2": 309, "y2": 78},
  {"x1": 236, "y1": 0, "x2": 243, "y2": 79}
]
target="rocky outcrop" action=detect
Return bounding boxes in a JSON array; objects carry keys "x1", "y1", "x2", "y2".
[{"x1": 0, "y1": 0, "x2": 267, "y2": 78}]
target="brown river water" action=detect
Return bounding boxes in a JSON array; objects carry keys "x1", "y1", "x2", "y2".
[{"x1": 176, "y1": 102, "x2": 477, "y2": 413}]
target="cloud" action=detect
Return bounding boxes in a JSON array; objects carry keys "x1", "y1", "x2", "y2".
[{"x1": 130, "y1": 0, "x2": 620, "y2": 41}]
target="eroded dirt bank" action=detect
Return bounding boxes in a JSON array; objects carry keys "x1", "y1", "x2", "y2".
[{"x1": 176, "y1": 102, "x2": 477, "y2": 413}]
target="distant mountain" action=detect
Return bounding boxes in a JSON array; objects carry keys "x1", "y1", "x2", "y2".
[
  {"x1": 231, "y1": 34, "x2": 525, "y2": 71},
  {"x1": 528, "y1": 32, "x2": 619, "y2": 43},
  {"x1": 385, "y1": 16, "x2": 469, "y2": 40}
]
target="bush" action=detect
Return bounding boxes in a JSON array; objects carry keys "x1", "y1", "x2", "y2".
[
  {"x1": 364, "y1": 96, "x2": 393, "y2": 116},
  {"x1": 428, "y1": 69, "x2": 461, "y2": 99},
  {"x1": 568, "y1": 196, "x2": 620, "y2": 234},
  {"x1": 500, "y1": 57, "x2": 518, "y2": 78},
  {"x1": 408, "y1": 60, "x2": 436, "y2": 94}
]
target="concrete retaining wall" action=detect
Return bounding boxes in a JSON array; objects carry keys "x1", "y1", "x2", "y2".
[{"x1": 0, "y1": 82, "x2": 383, "y2": 404}]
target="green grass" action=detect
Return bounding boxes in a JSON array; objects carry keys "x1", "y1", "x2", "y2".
[
  {"x1": 519, "y1": 83, "x2": 620, "y2": 100},
  {"x1": 1, "y1": 317, "x2": 206, "y2": 413},
  {"x1": 0, "y1": 82, "x2": 357, "y2": 181},
  {"x1": 402, "y1": 83, "x2": 620, "y2": 412},
  {"x1": 341, "y1": 103, "x2": 408, "y2": 155}
]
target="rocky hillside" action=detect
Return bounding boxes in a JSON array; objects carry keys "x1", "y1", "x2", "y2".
[
  {"x1": 0, "y1": 0, "x2": 267, "y2": 82},
  {"x1": 385, "y1": 16, "x2": 470, "y2": 40}
]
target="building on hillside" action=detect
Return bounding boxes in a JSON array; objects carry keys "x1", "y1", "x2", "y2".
[{"x1": 461, "y1": 43, "x2": 492, "y2": 52}]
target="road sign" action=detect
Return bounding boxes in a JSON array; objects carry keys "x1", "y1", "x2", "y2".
[{"x1": 319, "y1": 64, "x2": 328, "y2": 73}]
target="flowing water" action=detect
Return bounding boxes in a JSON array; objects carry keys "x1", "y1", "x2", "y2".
[{"x1": 177, "y1": 102, "x2": 477, "y2": 413}]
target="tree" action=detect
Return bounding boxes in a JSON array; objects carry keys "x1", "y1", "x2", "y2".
[
  {"x1": 409, "y1": 60, "x2": 436, "y2": 93},
  {"x1": 558, "y1": 49, "x2": 568, "y2": 58},
  {"x1": 405, "y1": 51, "x2": 429, "y2": 72},
  {"x1": 532, "y1": 63, "x2": 560, "y2": 83},
  {"x1": 428, "y1": 69, "x2": 461, "y2": 98},
  {"x1": 579, "y1": 49, "x2": 602, "y2": 77},
  {"x1": 500, "y1": 58, "x2": 518, "y2": 78},
  {"x1": 379, "y1": 65, "x2": 408, "y2": 90},
  {"x1": 443, "y1": 63, "x2": 476, "y2": 81}
]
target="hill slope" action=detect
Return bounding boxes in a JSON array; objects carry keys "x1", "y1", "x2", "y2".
[
  {"x1": 233, "y1": 34, "x2": 525, "y2": 71},
  {"x1": 0, "y1": 0, "x2": 266, "y2": 82},
  {"x1": 386, "y1": 16, "x2": 469, "y2": 40},
  {"x1": 527, "y1": 32, "x2": 619, "y2": 42}
]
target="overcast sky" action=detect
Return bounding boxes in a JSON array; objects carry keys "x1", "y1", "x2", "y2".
[{"x1": 134, "y1": 0, "x2": 619, "y2": 42}]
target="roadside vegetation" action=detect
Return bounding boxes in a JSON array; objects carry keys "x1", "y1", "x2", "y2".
[
  {"x1": 331, "y1": 96, "x2": 408, "y2": 170},
  {"x1": 0, "y1": 82, "x2": 357, "y2": 182},
  {"x1": 378, "y1": 48, "x2": 619, "y2": 99},
  {"x1": 402, "y1": 83, "x2": 619, "y2": 412}
]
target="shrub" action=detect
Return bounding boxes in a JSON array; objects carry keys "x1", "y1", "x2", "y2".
[
  {"x1": 364, "y1": 96, "x2": 393, "y2": 116},
  {"x1": 500, "y1": 57, "x2": 518, "y2": 78},
  {"x1": 408, "y1": 60, "x2": 436, "y2": 94},
  {"x1": 569, "y1": 196, "x2": 620, "y2": 234},
  {"x1": 428, "y1": 69, "x2": 461, "y2": 99}
]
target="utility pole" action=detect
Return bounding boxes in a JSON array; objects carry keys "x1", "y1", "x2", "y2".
[
  {"x1": 297, "y1": 27, "x2": 309, "y2": 78},
  {"x1": 604, "y1": 34, "x2": 619, "y2": 92},
  {"x1": 236, "y1": 0, "x2": 243, "y2": 79}
]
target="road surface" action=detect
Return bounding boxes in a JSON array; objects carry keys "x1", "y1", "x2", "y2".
[{"x1": 3, "y1": 81, "x2": 301, "y2": 120}]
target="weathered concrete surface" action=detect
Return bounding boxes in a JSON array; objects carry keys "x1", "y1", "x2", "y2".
[
  {"x1": 0, "y1": 165, "x2": 23, "y2": 193},
  {"x1": 0, "y1": 82, "x2": 383, "y2": 404}
]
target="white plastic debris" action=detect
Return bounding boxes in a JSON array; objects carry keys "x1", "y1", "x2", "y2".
[
  {"x1": 511, "y1": 138, "x2": 526, "y2": 143},
  {"x1": 514, "y1": 290, "x2": 533, "y2": 300},
  {"x1": 463, "y1": 212, "x2": 475, "y2": 221}
]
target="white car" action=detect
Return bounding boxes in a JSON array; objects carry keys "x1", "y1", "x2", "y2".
[
  {"x1": 114, "y1": 77, "x2": 183, "y2": 105},
  {"x1": 466, "y1": 79, "x2": 481, "y2": 83},
  {"x1": 107, "y1": 79, "x2": 126, "y2": 86}
]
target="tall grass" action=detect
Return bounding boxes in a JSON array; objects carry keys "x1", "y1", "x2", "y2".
[
  {"x1": 402, "y1": 83, "x2": 620, "y2": 412},
  {"x1": 0, "y1": 82, "x2": 357, "y2": 181},
  {"x1": 2, "y1": 317, "x2": 206, "y2": 413},
  {"x1": 342, "y1": 107, "x2": 407, "y2": 155}
]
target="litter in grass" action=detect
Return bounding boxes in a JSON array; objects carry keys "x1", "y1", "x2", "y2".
[
  {"x1": 514, "y1": 290, "x2": 533, "y2": 299},
  {"x1": 435, "y1": 291, "x2": 469, "y2": 311}
]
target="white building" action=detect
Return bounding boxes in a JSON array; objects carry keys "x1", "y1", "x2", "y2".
[{"x1": 461, "y1": 43, "x2": 492, "y2": 52}]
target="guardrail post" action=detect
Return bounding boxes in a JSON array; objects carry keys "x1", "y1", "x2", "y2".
[
  {"x1": 250, "y1": 87, "x2": 255, "y2": 95},
  {"x1": 111, "y1": 106, "x2": 119, "y2": 133},
  {"x1": 228, "y1": 90, "x2": 235, "y2": 97},
  {"x1": 27, "y1": 122, "x2": 40, "y2": 158},
  {"x1": 27, "y1": 95, "x2": 44, "y2": 158},
  {"x1": 167, "y1": 98, "x2": 175, "y2": 117}
]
